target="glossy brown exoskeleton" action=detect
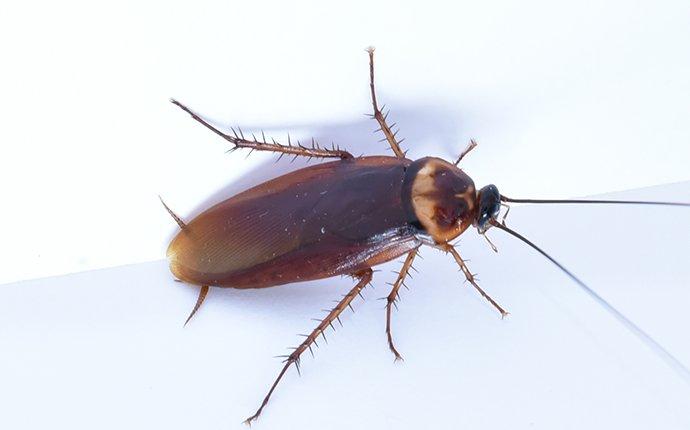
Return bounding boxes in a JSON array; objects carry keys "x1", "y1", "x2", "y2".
[
  {"x1": 164, "y1": 48, "x2": 690, "y2": 424},
  {"x1": 168, "y1": 154, "x2": 487, "y2": 287}
]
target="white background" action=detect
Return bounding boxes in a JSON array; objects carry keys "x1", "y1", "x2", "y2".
[{"x1": 1, "y1": 0, "x2": 690, "y2": 429}]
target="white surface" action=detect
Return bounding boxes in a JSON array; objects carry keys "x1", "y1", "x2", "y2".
[
  {"x1": 2, "y1": 0, "x2": 690, "y2": 284},
  {"x1": 1, "y1": 182, "x2": 690, "y2": 429}
]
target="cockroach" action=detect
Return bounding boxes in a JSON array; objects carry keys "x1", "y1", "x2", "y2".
[{"x1": 163, "y1": 48, "x2": 690, "y2": 424}]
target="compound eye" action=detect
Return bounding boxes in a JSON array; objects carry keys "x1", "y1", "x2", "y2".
[
  {"x1": 477, "y1": 211, "x2": 494, "y2": 232},
  {"x1": 476, "y1": 184, "x2": 501, "y2": 232}
]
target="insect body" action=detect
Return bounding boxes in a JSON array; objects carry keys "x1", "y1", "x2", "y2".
[
  {"x1": 164, "y1": 48, "x2": 690, "y2": 424},
  {"x1": 167, "y1": 156, "x2": 456, "y2": 289}
]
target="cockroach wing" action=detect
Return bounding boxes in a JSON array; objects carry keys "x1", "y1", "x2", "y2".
[{"x1": 167, "y1": 156, "x2": 422, "y2": 288}]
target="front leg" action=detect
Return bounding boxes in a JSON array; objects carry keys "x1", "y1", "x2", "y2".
[
  {"x1": 454, "y1": 139, "x2": 478, "y2": 166},
  {"x1": 172, "y1": 99, "x2": 353, "y2": 160},
  {"x1": 441, "y1": 244, "x2": 509, "y2": 317}
]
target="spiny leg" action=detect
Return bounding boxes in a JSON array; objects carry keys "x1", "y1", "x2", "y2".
[
  {"x1": 500, "y1": 203, "x2": 511, "y2": 226},
  {"x1": 171, "y1": 99, "x2": 353, "y2": 161},
  {"x1": 454, "y1": 139, "x2": 478, "y2": 166},
  {"x1": 244, "y1": 269, "x2": 373, "y2": 425},
  {"x1": 442, "y1": 244, "x2": 509, "y2": 318},
  {"x1": 183, "y1": 285, "x2": 209, "y2": 327},
  {"x1": 366, "y1": 47, "x2": 405, "y2": 158},
  {"x1": 385, "y1": 249, "x2": 418, "y2": 361},
  {"x1": 481, "y1": 233, "x2": 499, "y2": 253}
]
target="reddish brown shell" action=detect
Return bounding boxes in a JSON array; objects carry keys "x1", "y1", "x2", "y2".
[
  {"x1": 403, "y1": 157, "x2": 477, "y2": 243},
  {"x1": 167, "y1": 156, "x2": 422, "y2": 288}
]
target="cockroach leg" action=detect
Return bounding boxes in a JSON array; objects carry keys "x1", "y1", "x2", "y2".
[
  {"x1": 454, "y1": 139, "x2": 478, "y2": 166},
  {"x1": 366, "y1": 47, "x2": 405, "y2": 159},
  {"x1": 244, "y1": 269, "x2": 374, "y2": 425},
  {"x1": 442, "y1": 244, "x2": 509, "y2": 318},
  {"x1": 500, "y1": 203, "x2": 511, "y2": 226},
  {"x1": 481, "y1": 233, "x2": 499, "y2": 253},
  {"x1": 171, "y1": 99, "x2": 353, "y2": 160},
  {"x1": 183, "y1": 285, "x2": 209, "y2": 327},
  {"x1": 385, "y1": 249, "x2": 418, "y2": 361},
  {"x1": 159, "y1": 196, "x2": 187, "y2": 230}
]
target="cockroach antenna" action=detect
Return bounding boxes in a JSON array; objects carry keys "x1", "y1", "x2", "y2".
[
  {"x1": 489, "y1": 219, "x2": 690, "y2": 383},
  {"x1": 500, "y1": 195, "x2": 690, "y2": 207}
]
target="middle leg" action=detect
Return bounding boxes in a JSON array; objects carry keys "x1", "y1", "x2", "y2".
[
  {"x1": 366, "y1": 47, "x2": 406, "y2": 158},
  {"x1": 385, "y1": 249, "x2": 418, "y2": 361}
]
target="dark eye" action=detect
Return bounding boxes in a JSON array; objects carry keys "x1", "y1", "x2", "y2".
[{"x1": 476, "y1": 184, "x2": 501, "y2": 232}]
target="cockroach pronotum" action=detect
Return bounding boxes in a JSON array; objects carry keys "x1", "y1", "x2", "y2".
[{"x1": 162, "y1": 48, "x2": 690, "y2": 424}]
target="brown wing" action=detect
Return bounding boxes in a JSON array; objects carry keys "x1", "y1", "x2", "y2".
[{"x1": 167, "y1": 156, "x2": 422, "y2": 288}]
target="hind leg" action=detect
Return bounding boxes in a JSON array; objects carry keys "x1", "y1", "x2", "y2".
[
  {"x1": 244, "y1": 269, "x2": 373, "y2": 425},
  {"x1": 172, "y1": 100, "x2": 353, "y2": 161}
]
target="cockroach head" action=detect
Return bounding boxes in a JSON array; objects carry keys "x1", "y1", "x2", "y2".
[{"x1": 475, "y1": 184, "x2": 501, "y2": 233}]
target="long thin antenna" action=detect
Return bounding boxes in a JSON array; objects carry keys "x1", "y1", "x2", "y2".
[
  {"x1": 490, "y1": 220, "x2": 690, "y2": 384},
  {"x1": 501, "y1": 195, "x2": 690, "y2": 207}
]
